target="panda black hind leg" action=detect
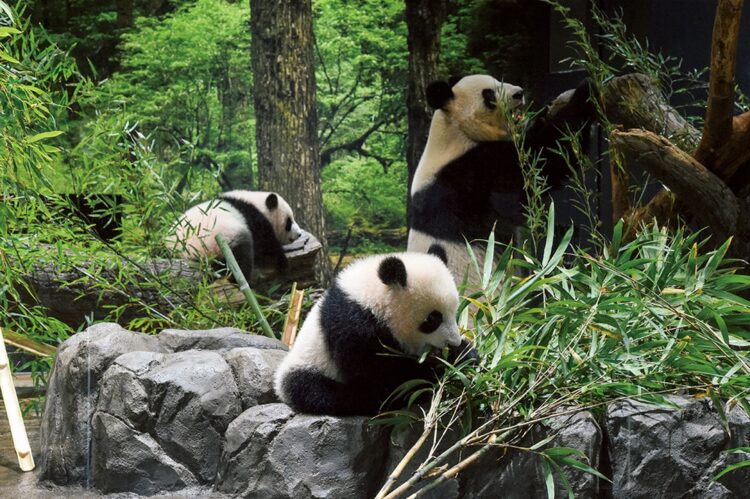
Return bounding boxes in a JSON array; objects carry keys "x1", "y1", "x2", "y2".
[{"x1": 280, "y1": 368, "x2": 380, "y2": 416}]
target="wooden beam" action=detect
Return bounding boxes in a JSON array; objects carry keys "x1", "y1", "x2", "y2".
[{"x1": 612, "y1": 129, "x2": 739, "y2": 242}]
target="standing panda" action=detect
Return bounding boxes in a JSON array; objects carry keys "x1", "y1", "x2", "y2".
[
  {"x1": 166, "y1": 190, "x2": 302, "y2": 280},
  {"x1": 274, "y1": 246, "x2": 478, "y2": 416},
  {"x1": 408, "y1": 74, "x2": 596, "y2": 283}
]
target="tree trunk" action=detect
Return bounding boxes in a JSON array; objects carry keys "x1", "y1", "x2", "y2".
[
  {"x1": 405, "y1": 0, "x2": 447, "y2": 225},
  {"x1": 250, "y1": 0, "x2": 330, "y2": 284}
]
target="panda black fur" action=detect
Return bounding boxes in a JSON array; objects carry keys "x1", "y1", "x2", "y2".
[
  {"x1": 167, "y1": 190, "x2": 301, "y2": 280},
  {"x1": 274, "y1": 245, "x2": 478, "y2": 416},
  {"x1": 408, "y1": 74, "x2": 596, "y2": 282}
]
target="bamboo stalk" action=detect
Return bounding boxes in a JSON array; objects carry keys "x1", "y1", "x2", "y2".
[
  {"x1": 0, "y1": 328, "x2": 35, "y2": 471},
  {"x1": 215, "y1": 235, "x2": 275, "y2": 338}
]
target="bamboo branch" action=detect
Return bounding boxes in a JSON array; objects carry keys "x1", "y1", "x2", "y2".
[
  {"x1": 409, "y1": 435, "x2": 497, "y2": 499},
  {"x1": 611, "y1": 129, "x2": 739, "y2": 241},
  {"x1": 695, "y1": 0, "x2": 745, "y2": 166},
  {"x1": 215, "y1": 234, "x2": 276, "y2": 338},
  {"x1": 375, "y1": 384, "x2": 445, "y2": 499}
]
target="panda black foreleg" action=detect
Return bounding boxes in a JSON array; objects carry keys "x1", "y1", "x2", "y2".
[
  {"x1": 280, "y1": 368, "x2": 381, "y2": 416},
  {"x1": 251, "y1": 229, "x2": 289, "y2": 274},
  {"x1": 230, "y1": 232, "x2": 255, "y2": 283}
]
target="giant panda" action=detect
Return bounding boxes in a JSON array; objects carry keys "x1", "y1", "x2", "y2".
[
  {"x1": 274, "y1": 246, "x2": 478, "y2": 416},
  {"x1": 408, "y1": 74, "x2": 596, "y2": 283},
  {"x1": 166, "y1": 190, "x2": 302, "y2": 280}
]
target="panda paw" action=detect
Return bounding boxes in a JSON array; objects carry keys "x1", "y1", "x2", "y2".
[{"x1": 446, "y1": 339, "x2": 480, "y2": 366}]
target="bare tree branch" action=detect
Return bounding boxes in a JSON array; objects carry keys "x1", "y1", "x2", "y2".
[
  {"x1": 612, "y1": 129, "x2": 738, "y2": 241},
  {"x1": 695, "y1": 0, "x2": 745, "y2": 166}
]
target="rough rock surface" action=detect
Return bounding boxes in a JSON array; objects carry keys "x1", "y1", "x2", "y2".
[
  {"x1": 38, "y1": 323, "x2": 286, "y2": 491},
  {"x1": 38, "y1": 325, "x2": 750, "y2": 498},
  {"x1": 91, "y1": 350, "x2": 243, "y2": 493},
  {"x1": 159, "y1": 327, "x2": 287, "y2": 353},
  {"x1": 460, "y1": 410, "x2": 601, "y2": 499},
  {"x1": 214, "y1": 403, "x2": 390, "y2": 498},
  {"x1": 38, "y1": 323, "x2": 161, "y2": 484},
  {"x1": 605, "y1": 396, "x2": 750, "y2": 498},
  {"x1": 225, "y1": 347, "x2": 287, "y2": 409}
]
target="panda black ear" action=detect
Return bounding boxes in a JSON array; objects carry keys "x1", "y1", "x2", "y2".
[
  {"x1": 265, "y1": 193, "x2": 279, "y2": 210},
  {"x1": 448, "y1": 75, "x2": 463, "y2": 87},
  {"x1": 427, "y1": 244, "x2": 448, "y2": 265},
  {"x1": 378, "y1": 256, "x2": 407, "y2": 288},
  {"x1": 426, "y1": 81, "x2": 454, "y2": 110}
]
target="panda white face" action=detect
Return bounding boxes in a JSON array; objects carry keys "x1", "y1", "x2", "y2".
[
  {"x1": 446, "y1": 75, "x2": 525, "y2": 142},
  {"x1": 340, "y1": 252, "x2": 462, "y2": 356}
]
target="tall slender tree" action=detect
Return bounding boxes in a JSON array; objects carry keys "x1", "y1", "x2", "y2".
[
  {"x1": 250, "y1": 0, "x2": 330, "y2": 284},
  {"x1": 405, "y1": 0, "x2": 447, "y2": 224}
]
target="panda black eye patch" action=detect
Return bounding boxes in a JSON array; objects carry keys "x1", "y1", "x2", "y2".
[
  {"x1": 419, "y1": 310, "x2": 443, "y2": 334},
  {"x1": 285, "y1": 217, "x2": 292, "y2": 231},
  {"x1": 482, "y1": 88, "x2": 497, "y2": 110}
]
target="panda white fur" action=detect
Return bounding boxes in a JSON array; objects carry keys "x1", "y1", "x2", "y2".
[
  {"x1": 166, "y1": 190, "x2": 301, "y2": 280},
  {"x1": 408, "y1": 74, "x2": 596, "y2": 283},
  {"x1": 274, "y1": 245, "x2": 478, "y2": 416}
]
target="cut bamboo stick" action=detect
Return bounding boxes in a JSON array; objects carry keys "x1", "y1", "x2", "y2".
[
  {"x1": 0, "y1": 328, "x2": 35, "y2": 471},
  {"x1": 281, "y1": 283, "x2": 305, "y2": 347}
]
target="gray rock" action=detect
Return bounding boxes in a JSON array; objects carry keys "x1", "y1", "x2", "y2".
[
  {"x1": 91, "y1": 412, "x2": 198, "y2": 494},
  {"x1": 605, "y1": 395, "x2": 750, "y2": 498},
  {"x1": 460, "y1": 410, "x2": 601, "y2": 499},
  {"x1": 92, "y1": 350, "x2": 243, "y2": 491},
  {"x1": 224, "y1": 347, "x2": 287, "y2": 409},
  {"x1": 159, "y1": 327, "x2": 287, "y2": 353},
  {"x1": 39, "y1": 323, "x2": 161, "y2": 485},
  {"x1": 215, "y1": 403, "x2": 390, "y2": 498}
]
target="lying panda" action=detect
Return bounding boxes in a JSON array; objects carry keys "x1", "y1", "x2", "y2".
[
  {"x1": 408, "y1": 74, "x2": 596, "y2": 283},
  {"x1": 275, "y1": 246, "x2": 478, "y2": 416},
  {"x1": 166, "y1": 190, "x2": 302, "y2": 280}
]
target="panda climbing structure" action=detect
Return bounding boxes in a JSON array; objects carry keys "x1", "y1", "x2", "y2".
[
  {"x1": 167, "y1": 190, "x2": 302, "y2": 280},
  {"x1": 408, "y1": 74, "x2": 596, "y2": 283},
  {"x1": 275, "y1": 246, "x2": 478, "y2": 416}
]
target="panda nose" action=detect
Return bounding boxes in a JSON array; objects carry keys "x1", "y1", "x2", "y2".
[{"x1": 512, "y1": 91, "x2": 524, "y2": 101}]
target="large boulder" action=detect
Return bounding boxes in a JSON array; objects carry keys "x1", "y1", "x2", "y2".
[
  {"x1": 38, "y1": 323, "x2": 160, "y2": 484},
  {"x1": 605, "y1": 395, "x2": 750, "y2": 498},
  {"x1": 91, "y1": 350, "x2": 243, "y2": 493},
  {"x1": 38, "y1": 323, "x2": 285, "y2": 490},
  {"x1": 215, "y1": 403, "x2": 390, "y2": 498}
]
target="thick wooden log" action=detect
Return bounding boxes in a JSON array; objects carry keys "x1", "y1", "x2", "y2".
[
  {"x1": 695, "y1": 0, "x2": 745, "y2": 166},
  {"x1": 611, "y1": 129, "x2": 738, "y2": 242},
  {"x1": 602, "y1": 73, "x2": 700, "y2": 149},
  {"x1": 16, "y1": 235, "x2": 322, "y2": 328},
  {"x1": 602, "y1": 74, "x2": 696, "y2": 235}
]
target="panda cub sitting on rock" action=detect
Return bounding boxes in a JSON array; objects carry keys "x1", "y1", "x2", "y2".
[
  {"x1": 167, "y1": 190, "x2": 303, "y2": 281},
  {"x1": 275, "y1": 245, "x2": 478, "y2": 416}
]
